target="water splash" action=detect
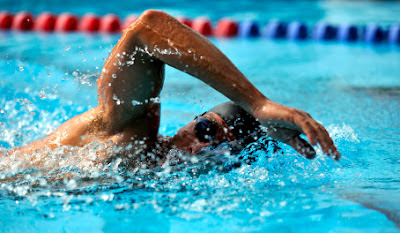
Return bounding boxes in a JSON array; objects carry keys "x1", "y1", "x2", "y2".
[
  {"x1": 72, "y1": 70, "x2": 98, "y2": 86},
  {"x1": 0, "y1": 122, "x2": 358, "y2": 231}
]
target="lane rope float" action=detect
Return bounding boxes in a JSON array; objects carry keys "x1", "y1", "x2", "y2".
[{"x1": 0, "y1": 11, "x2": 398, "y2": 46}]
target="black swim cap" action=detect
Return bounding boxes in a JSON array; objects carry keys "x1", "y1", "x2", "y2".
[{"x1": 207, "y1": 101, "x2": 264, "y2": 147}]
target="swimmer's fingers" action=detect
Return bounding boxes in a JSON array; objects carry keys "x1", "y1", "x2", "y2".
[
  {"x1": 267, "y1": 127, "x2": 315, "y2": 159},
  {"x1": 285, "y1": 136, "x2": 316, "y2": 159},
  {"x1": 314, "y1": 122, "x2": 341, "y2": 160},
  {"x1": 255, "y1": 102, "x2": 340, "y2": 160},
  {"x1": 294, "y1": 115, "x2": 341, "y2": 160}
]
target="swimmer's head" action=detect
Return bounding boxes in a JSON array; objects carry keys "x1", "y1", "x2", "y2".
[
  {"x1": 172, "y1": 102, "x2": 263, "y2": 155},
  {"x1": 206, "y1": 101, "x2": 263, "y2": 147}
]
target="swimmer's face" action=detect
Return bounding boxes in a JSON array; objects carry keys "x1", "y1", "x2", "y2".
[{"x1": 171, "y1": 112, "x2": 236, "y2": 155}]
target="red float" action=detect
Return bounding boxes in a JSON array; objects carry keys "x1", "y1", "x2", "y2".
[
  {"x1": 78, "y1": 14, "x2": 100, "y2": 32},
  {"x1": 55, "y1": 13, "x2": 78, "y2": 32},
  {"x1": 192, "y1": 18, "x2": 212, "y2": 36},
  {"x1": 34, "y1": 12, "x2": 57, "y2": 32},
  {"x1": 215, "y1": 19, "x2": 238, "y2": 37},
  {"x1": 100, "y1": 14, "x2": 121, "y2": 33},
  {"x1": 0, "y1": 11, "x2": 13, "y2": 29},
  {"x1": 122, "y1": 15, "x2": 138, "y2": 30},
  {"x1": 11, "y1": 11, "x2": 34, "y2": 31},
  {"x1": 176, "y1": 17, "x2": 192, "y2": 28}
]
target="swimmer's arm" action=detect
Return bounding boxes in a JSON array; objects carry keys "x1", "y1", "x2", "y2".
[
  {"x1": 10, "y1": 107, "x2": 105, "y2": 154},
  {"x1": 120, "y1": 10, "x2": 339, "y2": 159},
  {"x1": 129, "y1": 10, "x2": 266, "y2": 112}
]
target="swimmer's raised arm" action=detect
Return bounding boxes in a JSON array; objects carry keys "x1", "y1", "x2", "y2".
[
  {"x1": 14, "y1": 10, "x2": 339, "y2": 160},
  {"x1": 103, "y1": 10, "x2": 339, "y2": 159}
]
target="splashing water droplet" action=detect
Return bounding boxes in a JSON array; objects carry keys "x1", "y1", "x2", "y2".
[
  {"x1": 65, "y1": 46, "x2": 71, "y2": 51},
  {"x1": 19, "y1": 65, "x2": 24, "y2": 72},
  {"x1": 149, "y1": 97, "x2": 161, "y2": 103},
  {"x1": 47, "y1": 73, "x2": 51, "y2": 77},
  {"x1": 39, "y1": 88, "x2": 47, "y2": 99},
  {"x1": 132, "y1": 100, "x2": 142, "y2": 106},
  {"x1": 112, "y1": 94, "x2": 122, "y2": 105},
  {"x1": 66, "y1": 179, "x2": 77, "y2": 189}
]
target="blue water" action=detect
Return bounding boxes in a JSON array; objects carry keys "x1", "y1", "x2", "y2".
[{"x1": 1, "y1": 1, "x2": 400, "y2": 232}]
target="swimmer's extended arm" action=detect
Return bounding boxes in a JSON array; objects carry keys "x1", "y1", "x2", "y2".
[{"x1": 101, "y1": 10, "x2": 340, "y2": 159}]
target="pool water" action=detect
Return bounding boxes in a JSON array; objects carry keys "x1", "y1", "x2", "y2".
[{"x1": 1, "y1": 1, "x2": 400, "y2": 232}]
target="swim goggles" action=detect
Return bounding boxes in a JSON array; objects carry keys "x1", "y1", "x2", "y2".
[{"x1": 194, "y1": 116, "x2": 218, "y2": 143}]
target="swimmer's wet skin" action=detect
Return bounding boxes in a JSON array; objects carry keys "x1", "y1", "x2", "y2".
[{"x1": 9, "y1": 10, "x2": 340, "y2": 166}]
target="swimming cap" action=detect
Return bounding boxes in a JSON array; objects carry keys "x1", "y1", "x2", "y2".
[{"x1": 207, "y1": 101, "x2": 263, "y2": 147}]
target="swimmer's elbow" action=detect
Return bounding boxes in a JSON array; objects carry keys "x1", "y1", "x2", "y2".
[
  {"x1": 139, "y1": 10, "x2": 169, "y2": 23},
  {"x1": 135, "y1": 10, "x2": 176, "y2": 30},
  {"x1": 124, "y1": 10, "x2": 169, "y2": 36}
]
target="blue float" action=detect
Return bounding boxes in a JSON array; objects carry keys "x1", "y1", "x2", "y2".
[
  {"x1": 337, "y1": 24, "x2": 358, "y2": 42},
  {"x1": 313, "y1": 22, "x2": 338, "y2": 40},
  {"x1": 263, "y1": 20, "x2": 287, "y2": 39},
  {"x1": 388, "y1": 25, "x2": 400, "y2": 45},
  {"x1": 2, "y1": 10, "x2": 398, "y2": 47},
  {"x1": 287, "y1": 21, "x2": 308, "y2": 40},
  {"x1": 238, "y1": 20, "x2": 259, "y2": 37},
  {"x1": 364, "y1": 23, "x2": 385, "y2": 43}
]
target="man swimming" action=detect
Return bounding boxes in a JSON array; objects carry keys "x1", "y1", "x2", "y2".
[{"x1": 10, "y1": 10, "x2": 340, "y2": 166}]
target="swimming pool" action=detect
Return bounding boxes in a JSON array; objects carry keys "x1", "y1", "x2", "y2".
[{"x1": 1, "y1": 1, "x2": 400, "y2": 232}]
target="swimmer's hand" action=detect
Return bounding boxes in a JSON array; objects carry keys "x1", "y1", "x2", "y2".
[{"x1": 253, "y1": 101, "x2": 340, "y2": 160}]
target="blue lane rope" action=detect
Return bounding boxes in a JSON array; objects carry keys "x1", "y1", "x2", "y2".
[{"x1": 0, "y1": 11, "x2": 399, "y2": 45}]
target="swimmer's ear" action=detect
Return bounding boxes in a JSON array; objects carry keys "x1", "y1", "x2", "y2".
[{"x1": 286, "y1": 136, "x2": 316, "y2": 159}]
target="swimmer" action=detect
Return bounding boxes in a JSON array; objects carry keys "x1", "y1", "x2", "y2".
[{"x1": 9, "y1": 10, "x2": 340, "y2": 166}]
